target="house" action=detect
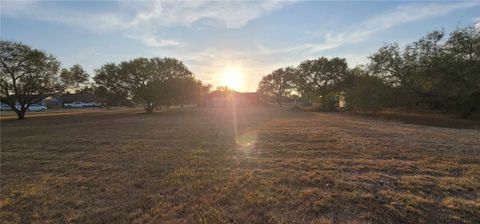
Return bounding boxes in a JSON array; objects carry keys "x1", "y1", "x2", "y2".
[
  {"x1": 334, "y1": 92, "x2": 346, "y2": 109},
  {"x1": 205, "y1": 90, "x2": 259, "y2": 107},
  {"x1": 1, "y1": 94, "x2": 50, "y2": 106},
  {"x1": 61, "y1": 92, "x2": 96, "y2": 103},
  {"x1": 42, "y1": 95, "x2": 63, "y2": 108},
  {"x1": 2, "y1": 91, "x2": 97, "y2": 108},
  {"x1": 42, "y1": 91, "x2": 96, "y2": 108},
  {"x1": 338, "y1": 95, "x2": 346, "y2": 108}
]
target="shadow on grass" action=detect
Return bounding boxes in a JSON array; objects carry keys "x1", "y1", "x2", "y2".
[{"x1": 351, "y1": 111, "x2": 480, "y2": 130}]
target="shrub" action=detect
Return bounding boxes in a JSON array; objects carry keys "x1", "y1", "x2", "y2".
[{"x1": 345, "y1": 75, "x2": 391, "y2": 111}]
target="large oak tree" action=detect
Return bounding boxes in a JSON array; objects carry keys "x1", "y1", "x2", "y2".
[
  {"x1": 0, "y1": 41, "x2": 61, "y2": 119},
  {"x1": 257, "y1": 67, "x2": 296, "y2": 105},
  {"x1": 296, "y1": 57, "x2": 350, "y2": 104},
  {"x1": 94, "y1": 57, "x2": 201, "y2": 113}
]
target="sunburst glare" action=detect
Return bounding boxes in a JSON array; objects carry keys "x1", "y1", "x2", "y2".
[{"x1": 220, "y1": 67, "x2": 244, "y2": 91}]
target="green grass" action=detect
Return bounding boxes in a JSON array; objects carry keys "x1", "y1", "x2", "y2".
[{"x1": 1, "y1": 107, "x2": 479, "y2": 223}]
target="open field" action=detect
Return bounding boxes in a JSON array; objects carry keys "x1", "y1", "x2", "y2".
[{"x1": 1, "y1": 107, "x2": 479, "y2": 223}]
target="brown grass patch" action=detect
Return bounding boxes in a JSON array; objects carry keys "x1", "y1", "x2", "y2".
[{"x1": 1, "y1": 107, "x2": 479, "y2": 223}]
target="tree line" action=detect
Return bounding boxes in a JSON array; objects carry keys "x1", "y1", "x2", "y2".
[
  {"x1": 258, "y1": 26, "x2": 480, "y2": 117},
  {"x1": 0, "y1": 41, "x2": 207, "y2": 119}
]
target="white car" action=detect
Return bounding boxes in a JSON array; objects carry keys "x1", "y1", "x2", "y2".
[
  {"x1": 1, "y1": 103, "x2": 46, "y2": 112},
  {"x1": 85, "y1": 101, "x2": 100, "y2": 107},
  {"x1": 1, "y1": 103, "x2": 13, "y2": 111},
  {"x1": 64, "y1": 101, "x2": 87, "y2": 108},
  {"x1": 27, "y1": 104, "x2": 47, "y2": 112}
]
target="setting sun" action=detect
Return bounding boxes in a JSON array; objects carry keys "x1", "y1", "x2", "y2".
[{"x1": 220, "y1": 67, "x2": 244, "y2": 91}]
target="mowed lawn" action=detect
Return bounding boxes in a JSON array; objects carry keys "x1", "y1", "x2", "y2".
[{"x1": 1, "y1": 107, "x2": 479, "y2": 223}]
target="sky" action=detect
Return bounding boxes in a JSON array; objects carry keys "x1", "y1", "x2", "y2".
[{"x1": 1, "y1": 0, "x2": 479, "y2": 91}]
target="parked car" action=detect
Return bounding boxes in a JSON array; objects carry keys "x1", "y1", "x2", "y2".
[
  {"x1": 1, "y1": 103, "x2": 12, "y2": 111},
  {"x1": 64, "y1": 101, "x2": 87, "y2": 108},
  {"x1": 85, "y1": 101, "x2": 100, "y2": 107},
  {"x1": 1, "y1": 103, "x2": 47, "y2": 112},
  {"x1": 27, "y1": 104, "x2": 47, "y2": 112}
]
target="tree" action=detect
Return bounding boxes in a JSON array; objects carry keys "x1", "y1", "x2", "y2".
[
  {"x1": 60, "y1": 64, "x2": 89, "y2": 92},
  {"x1": 197, "y1": 83, "x2": 212, "y2": 106},
  {"x1": 368, "y1": 33, "x2": 446, "y2": 108},
  {"x1": 122, "y1": 57, "x2": 194, "y2": 112},
  {"x1": 368, "y1": 43, "x2": 404, "y2": 86},
  {"x1": 257, "y1": 67, "x2": 296, "y2": 105},
  {"x1": 168, "y1": 77, "x2": 203, "y2": 107},
  {"x1": 368, "y1": 26, "x2": 480, "y2": 115},
  {"x1": 0, "y1": 41, "x2": 60, "y2": 119},
  {"x1": 295, "y1": 57, "x2": 350, "y2": 107},
  {"x1": 93, "y1": 57, "x2": 197, "y2": 113},
  {"x1": 93, "y1": 63, "x2": 131, "y2": 107},
  {"x1": 216, "y1": 86, "x2": 231, "y2": 92},
  {"x1": 344, "y1": 67, "x2": 392, "y2": 111},
  {"x1": 444, "y1": 26, "x2": 480, "y2": 116}
]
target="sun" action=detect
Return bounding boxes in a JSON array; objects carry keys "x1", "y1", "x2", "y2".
[{"x1": 220, "y1": 67, "x2": 244, "y2": 91}]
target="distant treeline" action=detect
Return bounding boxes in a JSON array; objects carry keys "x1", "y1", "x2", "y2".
[{"x1": 258, "y1": 26, "x2": 480, "y2": 117}]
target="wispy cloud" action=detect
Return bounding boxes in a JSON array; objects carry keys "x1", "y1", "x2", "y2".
[
  {"x1": 319, "y1": 2, "x2": 479, "y2": 51},
  {"x1": 122, "y1": 0, "x2": 293, "y2": 49},
  {"x1": 260, "y1": 1, "x2": 479, "y2": 55},
  {"x1": 1, "y1": 0, "x2": 129, "y2": 31},
  {"x1": 475, "y1": 17, "x2": 480, "y2": 31},
  {"x1": 126, "y1": 0, "x2": 292, "y2": 29},
  {"x1": 128, "y1": 33, "x2": 183, "y2": 48},
  {"x1": 1, "y1": 0, "x2": 292, "y2": 48}
]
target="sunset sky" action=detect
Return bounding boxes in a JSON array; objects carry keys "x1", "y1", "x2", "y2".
[{"x1": 1, "y1": 0, "x2": 479, "y2": 91}]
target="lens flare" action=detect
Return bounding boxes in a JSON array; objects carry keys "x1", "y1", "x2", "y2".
[{"x1": 221, "y1": 67, "x2": 244, "y2": 91}]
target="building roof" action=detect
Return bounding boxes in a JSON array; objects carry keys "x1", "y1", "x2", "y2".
[
  {"x1": 61, "y1": 91, "x2": 96, "y2": 102},
  {"x1": 1, "y1": 94, "x2": 51, "y2": 103}
]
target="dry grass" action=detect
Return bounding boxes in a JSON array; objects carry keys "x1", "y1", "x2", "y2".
[{"x1": 1, "y1": 107, "x2": 479, "y2": 223}]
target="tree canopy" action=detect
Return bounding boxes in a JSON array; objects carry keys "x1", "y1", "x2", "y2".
[
  {"x1": 296, "y1": 57, "x2": 350, "y2": 104},
  {"x1": 60, "y1": 64, "x2": 89, "y2": 92},
  {"x1": 94, "y1": 57, "x2": 202, "y2": 113},
  {"x1": 368, "y1": 26, "x2": 480, "y2": 115},
  {"x1": 257, "y1": 67, "x2": 296, "y2": 105}
]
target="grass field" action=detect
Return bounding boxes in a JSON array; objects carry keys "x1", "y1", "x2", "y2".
[{"x1": 1, "y1": 107, "x2": 479, "y2": 223}]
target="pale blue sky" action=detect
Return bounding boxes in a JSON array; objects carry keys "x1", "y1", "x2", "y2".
[{"x1": 1, "y1": 0, "x2": 479, "y2": 91}]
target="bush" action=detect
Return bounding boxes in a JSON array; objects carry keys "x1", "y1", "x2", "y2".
[
  {"x1": 311, "y1": 94, "x2": 338, "y2": 111},
  {"x1": 345, "y1": 75, "x2": 391, "y2": 111},
  {"x1": 459, "y1": 90, "x2": 480, "y2": 118}
]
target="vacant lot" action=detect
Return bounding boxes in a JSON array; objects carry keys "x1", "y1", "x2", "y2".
[{"x1": 1, "y1": 107, "x2": 479, "y2": 223}]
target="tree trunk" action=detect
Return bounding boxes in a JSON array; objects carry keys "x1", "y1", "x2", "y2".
[
  {"x1": 145, "y1": 106, "x2": 154, "y2": 113},
  {"x1": 17, "y1": 110, "x2": 26, "y2": 120},
  {"x1": 145, "y1": 102, "x2": 156, "y2": 113}
]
